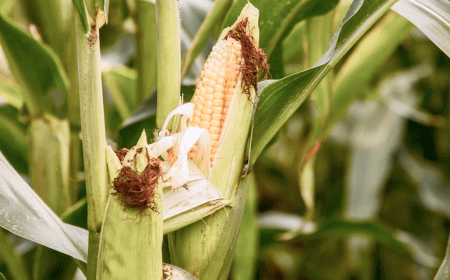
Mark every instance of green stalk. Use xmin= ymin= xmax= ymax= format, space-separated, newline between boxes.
xmin=136 ymin=0 xmax=157 ymax=104
xmin=75 ymin=14 xmax=108 ymax=279
xmin=156 ymin=0 xmax=181 ymax=128
xmin=180 ymin=0 xmax=233 ymax=79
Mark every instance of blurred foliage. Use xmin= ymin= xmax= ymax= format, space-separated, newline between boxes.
xmin=251 ymin=21 xmax=450 ymax=280
xmin=0 ymin=0 xmax=450 ymax=279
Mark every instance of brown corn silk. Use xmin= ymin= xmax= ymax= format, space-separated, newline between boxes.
xmin=111 ymin=149 xmax=162 ymax=214
xmin=189 ymin=17 xmax=269 ymax=165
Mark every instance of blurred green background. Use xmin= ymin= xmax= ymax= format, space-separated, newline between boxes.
xmin=0 ymin=0 xmax=449 ymax=279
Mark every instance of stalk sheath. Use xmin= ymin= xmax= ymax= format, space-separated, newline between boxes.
xmin=156 ymin=0 xmax=181 ymax=128
xmin=75 ymin=14 xmax=108 ymax=278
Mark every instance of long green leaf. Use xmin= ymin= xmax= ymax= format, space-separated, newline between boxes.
xmin=20 ymin=0 xmax=74 ymax=59
xmin=251 ymin=0 xmax=399 ymax=163
xmin=0 ymin=13 xmax=69 ymax=116
xmin=32 ymin=246 xmax=77 ymax=280
xmin=72 ymin=0 xmax=89 ymax=33
xmin=33 ymin=198 xmax=89 ymax=277
xmin=308 ymin=218 xmax=413 ymax=257
xmin=436 ymin=235 xmax=450 ymax=279
xmin=102 ymin=67 xmax=138 ymax=120
xmin=325 ymin=12 xmax=414 ymax=134
xmin=222 ymin=0 xmax=340 ymax=60
xmin=392 ymin=0 xmax=450 ymax=58
xmin=0 ymin=77 xmax=21 ymax=109
xmin=0 ymin=152 xmax=88 ymax=262
xmin=0 ymin=107 xmax=28 ymax=174
xmin=304 ymin=8 xmax=335 ymax=116
xmin=0 ymin=229 xmax=30 ymax=280
xmin=181 ymin=0 xmax=233 ymax=78
xmin=0 ymin=150 xmax=232 ymax=264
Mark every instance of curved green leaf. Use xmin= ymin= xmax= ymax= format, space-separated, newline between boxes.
xmin=72 ymin=0 xmax=89 ymax=34
xmin=0 ymin=152 xmax=88 ymax=262
xmin=102 ymin=67 xmax=137 ymax=120
xmin=0 ymin=77 xmax=21 ymax=109
xmin=309 ymin=218 xmax=413 ymax=257
xmin=436 ymin=235 xmax=450 ymax=279
xmin=251 ymin=0 xmax=398 ymax=163
xmin=0 ymin=107 xmax=28 ymax=174
xmin=325 ymin=12 xmax=414 ymax=135
xmin=0 ymin=13 xmax=69 ymax=116
xmin=392 ymin=0 xmax=450 ymax=58
xmin=222 ymin=0 xmax=340 ymax=60
xmin=181 ymin=0 xmax=233 ymax=78
xmin=0 ymin=229 xmax=30 ymax=280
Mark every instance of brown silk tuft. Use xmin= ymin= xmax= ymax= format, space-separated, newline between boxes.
xmin=225 ymin=17 xmax=270 ymax=99
xmin=115 ymin=148 xmax=129 ymax=163
xmin=112 ymin=157 xmax=162 ymax=214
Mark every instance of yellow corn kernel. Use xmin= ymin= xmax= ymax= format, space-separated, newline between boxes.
xmin=189 ymin=37 xmax=242 ymax=164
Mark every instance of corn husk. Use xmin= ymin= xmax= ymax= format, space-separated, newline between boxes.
xmin=167 ymin=4 xmax=260 ymax=279
xmin=97 ymin=132 xmax=163 ymax=279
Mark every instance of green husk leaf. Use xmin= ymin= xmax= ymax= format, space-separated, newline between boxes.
xmin=97 ymin=132 xmax=163 ymax=279
xmin=168 ymin=4 xmax=260 ymax=279
xmin=163 ymin=199 xmax=231 ymax=235
xmin=232 ymin=175 xmax=258 ymax=280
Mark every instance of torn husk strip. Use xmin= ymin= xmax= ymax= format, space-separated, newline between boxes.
xmin=163 ymin=199 xmax=230 ymax=235
xmin=97 ymin=132 xmax=163 ymax=279
xmin=105 ymin=131 xmax=228 ymax=234
xmin=169 ymin=4 xmax=262 ymax=279
xmin=163 ymin=263 xmax=199 ymax=280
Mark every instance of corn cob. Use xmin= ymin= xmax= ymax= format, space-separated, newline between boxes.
xmin=189 ymin=37 xmax=242 ymax=164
